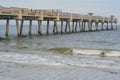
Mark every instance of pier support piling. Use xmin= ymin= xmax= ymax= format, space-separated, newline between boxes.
xmin=61 ymin=21 xmax=63 ymax=33
xmin=53 ymin=20 xmax=58 ymax=33
xmin=16 ymin=20 xmax=20 ymax=36
xmin=68 ymin=21 xmax=71 ymax=32
xmin=20 ymin=20 xmax=24 ymax=36
xmin=65 ymin=21 xmax=68 ymax=32
xmin=55 ymin=20 xmax=58 ymax=33
xmin=79 ymin=21 xmax=81 ymax=32
xmin=5 ymin=19 xmax=9 ymax=36
xmin=72 ymin=21 xmax=75 ymax=32
xmin=38 ymin=20 xmax=42 ymax=34
xmin=46 ymin=20 xmax=49 ymax=34
xmin=106 ymin=22 xmax=109 ymax=30
xmin=54 ymin=20 xmax=58 ymax=33
xmin=115 ymin=23 xmax=117 ymax=30
xmin=75 ymin=21 xmax=78 ymax=32
xmin=29 ymin=20 xmax=32 ymax=35
xmin=88 ymin=21 xmax=92 ymax=31
xmin=80 ymin=21 xmax=84 ymax=32
xmin=53 ymin=21 xmax=55 ymax=33
xmin=90 ymin=22 xmax=92 ymax=31
xmin=95 ymin=22 xmax=98 ymax=31
xmin=83 ymin=22 xmax=86 ymax=31
xmin=111 ymin=22 xmax=113 ymax=30
xmin=101 ymin=22 xmax=104 ymax=30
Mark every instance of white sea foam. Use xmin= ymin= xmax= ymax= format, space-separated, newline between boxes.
xmin=0 ymin=51 xmax=120 ymax=70
xmin=105 ymin=51 xmax=120 ymax=57
xmin=72 ymin=48 xmax=120 ymax=57
xmin=0 ymin=52 xmax=64 ymax=66
xmin=72 ymin=49 xmax=101 ymax=55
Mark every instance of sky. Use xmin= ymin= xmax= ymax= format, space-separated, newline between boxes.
xmin=0 ymin=0 xmax=120 ymax=24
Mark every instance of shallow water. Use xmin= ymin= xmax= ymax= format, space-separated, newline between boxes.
xmin=0 ymin=24 xmax=120 ymax=80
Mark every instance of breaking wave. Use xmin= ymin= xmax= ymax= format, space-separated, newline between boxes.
xmin=72 ymin=48 xmax=120 ymax=57
xmin=0 ymin=51 xmax=120 ymax=70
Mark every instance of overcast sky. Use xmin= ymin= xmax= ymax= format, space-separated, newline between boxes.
xmin=0 ymin=0 xmax=120 ymax=24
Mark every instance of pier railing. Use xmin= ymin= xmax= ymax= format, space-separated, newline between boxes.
xmin=0 ymin=6 xmax=118 ymax=23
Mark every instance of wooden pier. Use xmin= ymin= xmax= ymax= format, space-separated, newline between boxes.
xmin=0 ymin=6 xmax=117 ymax=37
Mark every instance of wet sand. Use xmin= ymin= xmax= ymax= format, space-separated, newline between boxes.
xmin=0 ymin=60 xmax=120 ymax=80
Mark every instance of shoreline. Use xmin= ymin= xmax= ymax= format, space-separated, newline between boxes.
xmin=0 ymin=60 xmax=120 ymax=80
xmin=0 ymin=51 xmax=120 ymax=69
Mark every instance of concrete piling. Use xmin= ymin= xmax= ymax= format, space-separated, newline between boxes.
xmin=5 ymin=19 xmax=9 ymax=36
xmin=80 ymin=21 xmax=84 ymax=32
xmin=53 ymin=20 xmax=58 ymax=33
xmin=101 ymin=22 xmax=104 ymax=30
xmin=61 ymin=21 xmax=63 ymax=33
xmin=79 ymin=21 xmax=81 ymax=32
xmin=106 ymin=22 xmax=109 ymax=30
xmin=20 ymin=20 xmax=24 ymax=36
xmin=115 ymin=23 xmax=117 ymax=30
xmin=96 ymin=22 xmax=98 ymax=31
xmin=68 ymin=21 xmax=71 ymax=32
xmin=29 ymin=20 xmax=32 ymax=35
xmin=83 ymin=22 xmax=86 ymax=31
xmin=46 ymin=20 xmax=49 ymax=34
xmin=65 ymin=21 xmax=68 ymax=32
xmin=111 ymin=22 xmax=113 ymax=30
xmin=16 ymin=20 xmax=20 ymax=36
xmin=38 ymin=20 xmax=42 ymax=34
xmin=88 ymin=21 xmax=92 ymax=31
xmin=72 ymin=21 xmax=75 ymax=32
xmin=75 ymin=21 xmax=78 ymax=32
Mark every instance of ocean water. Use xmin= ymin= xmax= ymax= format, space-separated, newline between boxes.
xmin=0 ymin=23 xmax=120 ymax=80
